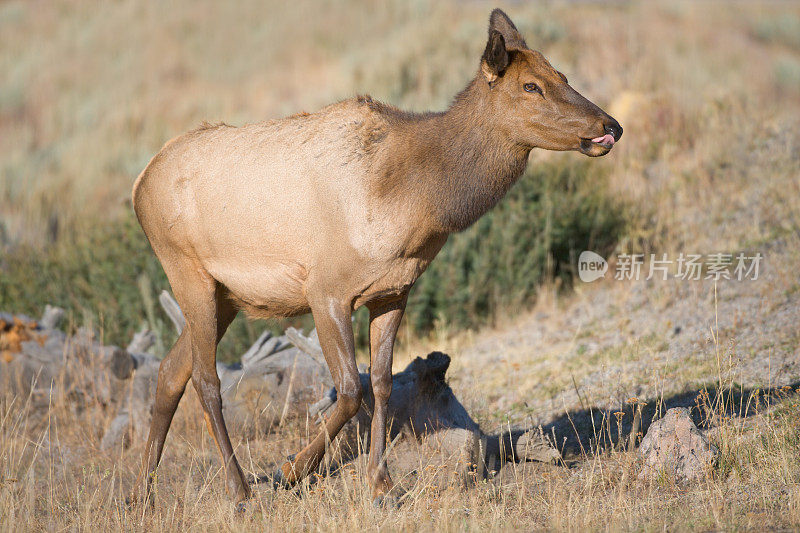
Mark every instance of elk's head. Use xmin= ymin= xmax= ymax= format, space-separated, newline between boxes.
xmin=480 ymin=9 xmax=622 ymax=157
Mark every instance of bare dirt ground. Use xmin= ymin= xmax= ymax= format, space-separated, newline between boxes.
xmin=453 ymin=246 xmax=800 ymax=438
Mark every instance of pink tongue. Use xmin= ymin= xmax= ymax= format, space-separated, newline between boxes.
xmin=591 ymin=134 xmax=615 ymax=146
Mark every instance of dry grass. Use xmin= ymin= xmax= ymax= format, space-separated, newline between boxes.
xmin=2 ymin=359 xmax=800 ymax=531
xmin=2 ymin=0 xmax=800 ymax=530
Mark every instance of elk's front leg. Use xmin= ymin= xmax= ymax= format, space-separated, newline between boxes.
xmin=279 ymin=297 xmax=362 ymax=485
xmin=366 ymin=296 xmax=406 ymax=506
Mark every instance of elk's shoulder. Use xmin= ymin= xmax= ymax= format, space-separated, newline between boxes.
xmin=328 ymin=95 xmax=399 ymax=160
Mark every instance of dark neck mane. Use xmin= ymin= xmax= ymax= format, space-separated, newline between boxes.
xmin=393 ymin=78 xmax=531 ymax=233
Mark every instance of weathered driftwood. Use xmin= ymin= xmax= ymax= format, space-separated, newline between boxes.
xmin=158 ymin=290 xmax=185 ymax=334
xmin=0 ymin=305 xmax=161 ymax=449
xmin=221 ymin=337 xmax=333 ymax=435
xmin=284 ymin=327 xmax=323 ymax=363
xmin=99 ymin=293 xmax=334 ymax=449
xmin=101 ymin=360 xmax=159 ymax=450
xmin=322 ymin=351 xmax=488 ymax=486
xmin=127 ymin=327 xmax=157 ymax=354
xmin=1 ymin=297 xmax=560 ymax=476
xmin=40 ymin=305 xmax=65 ymax=330
xmin=0 ymin=311 xmax=122 ymax=408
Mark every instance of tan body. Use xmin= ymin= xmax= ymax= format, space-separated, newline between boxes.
xmin=132 ymin=9 xmax=621 ymax=508
xmin=136 ymin=99 xmax=454 ymax=320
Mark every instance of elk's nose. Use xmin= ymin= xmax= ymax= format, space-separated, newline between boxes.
xmin=604 ymin=121 xmax=623 ymax=142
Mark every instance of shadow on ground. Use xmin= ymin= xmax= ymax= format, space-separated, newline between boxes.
xmin=508 ymin=381 xmax=800 ymax=458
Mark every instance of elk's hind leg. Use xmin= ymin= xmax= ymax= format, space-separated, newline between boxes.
xmin=186 ymin=282 xmax=249 ymax=502
xmin=133 ymin=254 xmax=243 ymax=506
xmin=134 ymin=329 xmax=192 ymax=507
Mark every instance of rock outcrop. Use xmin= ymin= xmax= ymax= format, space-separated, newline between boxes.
xmin=639 ymin=407 xmax=718 ymax=481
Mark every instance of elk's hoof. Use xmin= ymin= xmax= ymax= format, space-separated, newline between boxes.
xmin=234 ymin=499 xmax=253 ymax=515
xmin=271 ymin=468 xmax=293 ymax=490
xmin=124 ymin=490 xmax=154 ymax=512
xmin=372 ymin=493 xmax=399 ymax=509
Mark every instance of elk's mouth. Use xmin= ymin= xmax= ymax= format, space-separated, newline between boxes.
xmin=591 ymin=134 xmax=615 ymax=148
xmin=579 ymin=135 xmax=615 ymax=157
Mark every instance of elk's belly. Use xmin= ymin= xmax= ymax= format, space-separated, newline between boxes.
xmin=207 ymin=254 xmax=432 ymax=316
xmin=205 ymin=258 xmax=311 ymax=318
xmin=198 ymin=221 xmax=446 ymax=316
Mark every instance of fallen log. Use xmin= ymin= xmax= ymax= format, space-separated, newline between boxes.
xmin=348 ymin=351 xmax=488 ymax=487
xmin=309 ymin=351 xmax=560 ymax=485
xmin=100 ymin=293 xmax=334 ymax=449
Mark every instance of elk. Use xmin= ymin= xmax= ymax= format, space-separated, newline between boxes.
xmin=130 ymin=8 xmax=621 ymax=508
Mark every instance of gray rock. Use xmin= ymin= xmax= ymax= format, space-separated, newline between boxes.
xmin=638 ymin=407 xmax=718 ymax=481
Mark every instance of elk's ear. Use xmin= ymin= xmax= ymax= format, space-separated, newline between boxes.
xmin=481 ymin=29 xmax=509 ymax=84
xmin=489 ymin=8 xmax=527 ymax=50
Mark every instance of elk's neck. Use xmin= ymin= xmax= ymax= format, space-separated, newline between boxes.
xmin=401 ymin=80 xmax=530 ymax=233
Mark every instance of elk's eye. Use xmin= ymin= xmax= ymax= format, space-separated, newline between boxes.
xmin=523 ymin=83 xmax=542 ymax=95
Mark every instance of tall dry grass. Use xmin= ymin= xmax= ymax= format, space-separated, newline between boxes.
xmin=2 ymin=333 xmax=800 ymax=531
